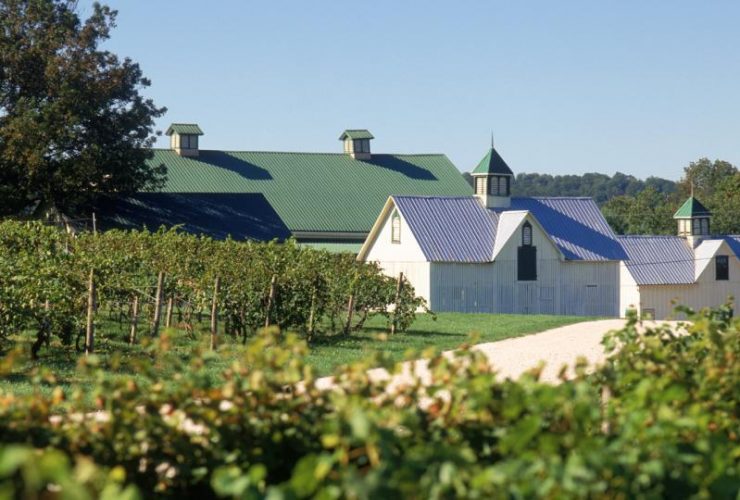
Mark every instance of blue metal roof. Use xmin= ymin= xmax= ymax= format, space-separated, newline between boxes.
xmin=618 ymin=236 xmax=695 ymax=285
xmin=392 ymin=195 xmax=624 ymax=263
xmin=504 ymin=198 xmax=627 ymax=261
xmin=393 ymin=196 xmax=496 ymax=262
xmin=722 ymin=236 xmax=740 ymax=258
xmin=95 ymin=193 xmax=292 ymax=241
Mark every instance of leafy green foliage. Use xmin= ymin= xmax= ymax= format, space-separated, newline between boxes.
xmin=462 ymin=171 xmax=677 ymax=206
xmin=0 ymin=307 xmax=737 ymax=498
xmin=0 ymin=0 xmax=166 ymax=215
xmin=601 ymin=158 xmax=739 ymax=235
xmin=0 ymin=221 xmax=425 ymax=351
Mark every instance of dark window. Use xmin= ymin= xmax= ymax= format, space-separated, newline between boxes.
xmin=488 ymin=176 xmax=510 ymax=196
xmin=716 ymin=255 xmax=729 ymax=281
xmin=518 ymin=246 xmax=537 ymax=281
xmin=522 ymin=222 xmax=533 ymax=246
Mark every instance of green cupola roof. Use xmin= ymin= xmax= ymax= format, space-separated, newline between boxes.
xmin=338 ymin=129 xmax=374 ymax=140
xmin=673 ymin=196 xmax=712 ymax=219
xmin=471 ymin=147 xmax=514 ymax=176
xmin=166 ymin=123 xmax=204 ymax=136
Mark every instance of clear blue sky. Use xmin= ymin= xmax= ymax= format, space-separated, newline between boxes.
xmin=80 ymin=1 xmax=739 ymax=180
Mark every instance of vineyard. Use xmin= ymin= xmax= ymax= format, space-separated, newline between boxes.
xmin=0 ymin=221 xmax=425 ymax=358
xmin=0 ymin=221 xmax=738 ymax=498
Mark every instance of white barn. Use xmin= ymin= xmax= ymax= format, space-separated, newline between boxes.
xmin=618 ymin=198 xmax=740 ymax=319
xmin=358 ymin=147 xmax=740 ymax=319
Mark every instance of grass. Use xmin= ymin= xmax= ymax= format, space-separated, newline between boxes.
xmin=0 ymin=312 xmax=589 ymax=403
xmin=305 ymin=313 xmax=589 ymax=375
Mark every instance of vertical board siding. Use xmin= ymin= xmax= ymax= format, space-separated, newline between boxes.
xmin=429 ymin=260 xmax=619 ymax=317
xmin=427 ymin=215 xmax=621 ymax=317
xmin=378 ymin=261 xmax=431 ymax=306
xmin=430 ymin=263 xmax=496 ymax=313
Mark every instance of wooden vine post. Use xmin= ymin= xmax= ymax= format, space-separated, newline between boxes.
xmin=264 ymin=275 xmax=277 ymax=328
xmin=390 ymin=272 xmax=404 ymax=335
xmin=307 ymin=283 xmax=317 ymax=341
xmin=85 ymin=269 xmax=95 ymax=355
xmin=151 ymin=271 xmax=165 ymax=336
xmin=165 ymin=297 xmax=174 ymax=328
xmin=343 ymin=293 xmax=355 ymax=336
xmin=210 ymin=277 xmax=220 ymax=350
xmin=129 ymin=295 xmax=139 ymax=345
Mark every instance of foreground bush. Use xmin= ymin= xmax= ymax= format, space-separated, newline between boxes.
xmin=0 ymin=307 xmax=738 ymax=498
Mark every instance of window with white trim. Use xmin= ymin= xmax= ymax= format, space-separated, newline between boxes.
xmin=391 ymin=210 xmax=401 ymax=243
xmin=522 ymin=221 xmax=533 ymax=246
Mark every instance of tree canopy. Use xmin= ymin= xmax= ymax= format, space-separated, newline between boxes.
xmin=597 ymin=159 xmax=739 ymax=235
xmin=465 ymin=159 xmax=739 ymax=236
xmin=0 ymin=0 xmax=166 ymax=216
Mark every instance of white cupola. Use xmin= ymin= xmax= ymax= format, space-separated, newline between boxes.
xmin=470 ymin=144 xmax=515 ymax=209
xmin=166 ymin=123 xmax=204 ymax=157
xmin=674 ymin=195 xmax=712 ymax=248
xmin=339 ymin=129 xmax=374 ymax=160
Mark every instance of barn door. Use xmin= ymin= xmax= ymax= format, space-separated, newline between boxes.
xmin=517 ymin=283 xmax=537 ymax=314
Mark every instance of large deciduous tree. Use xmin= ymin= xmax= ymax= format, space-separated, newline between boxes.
xmin=0 ymin=0 xmax=166 ymax=216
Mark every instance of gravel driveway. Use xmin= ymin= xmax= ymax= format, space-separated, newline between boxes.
xmin=316 ymin=319 xmax=686 ymax=390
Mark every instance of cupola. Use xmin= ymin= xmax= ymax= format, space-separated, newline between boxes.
xmin=166 ymin=123 xmax=204 ymax=157
xmin=673 ymin=196 xmax=712 ymax=247
xmin=339 ymin=129 xmax=373 ymax=160
xmin=471 ymin=144 xmax=514 ymax=208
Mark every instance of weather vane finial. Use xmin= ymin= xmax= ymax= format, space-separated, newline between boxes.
xmin=690 ymin=180 xmax=694 ymax=197
xmin=491 ymin=131 xmax=494 ymax=148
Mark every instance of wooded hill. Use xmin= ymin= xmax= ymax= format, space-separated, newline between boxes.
xmin=463 ymin=171 xmax=677 ymax=206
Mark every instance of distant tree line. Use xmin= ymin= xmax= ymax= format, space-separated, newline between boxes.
xmin=464 ymin=158 xmax=740 ymax=236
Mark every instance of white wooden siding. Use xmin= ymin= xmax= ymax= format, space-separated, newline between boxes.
xmin=636 ymin=241 xmax=740 ymax=319
xmin=364 ymin=206 xmax=426 ymax=264
xmin=364 ymin=204 xmax=431 ymax=305
xmin=428 ymin=214 xmax=620 ymax=317
xmin=619 ymin=262 xmax=641 ymax=317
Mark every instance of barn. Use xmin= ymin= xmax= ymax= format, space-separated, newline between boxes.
xmin=618 ymin=198 xmax=740 ymax=318
xmin=95 ymin=124 xmax=472 ymax=252
xmin=357 ymin=146 xmax=627 ymax=317
xmin=358 ymin=147 xmax=740 ymax=319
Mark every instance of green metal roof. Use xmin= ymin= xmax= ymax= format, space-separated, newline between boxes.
xmin=146 ymin=149 xmax=472 ymax=235
xmin=471 ymin=147 xmax=514 ymax=176
xmin=338 ymin=129 xmax=374 ymax=140
xmin=166 ymin=124 xmax=204 ymax=136
xmin=300 ymin=241 xmax=363 ymax=253
xmin=673 ymin=196 xmax=712 ymax=218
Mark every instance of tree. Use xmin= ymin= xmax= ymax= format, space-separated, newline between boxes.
xmin=601 ymin=187 xmax=676 ymax=235
xmin=679 ymin=158 xmax=737 ymax=198
xmin=0 ymin=0 xmax=166 ymax=216
xmin=708 ymin=172 xmax=740 ymax=235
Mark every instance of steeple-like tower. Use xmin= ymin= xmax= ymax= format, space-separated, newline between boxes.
xmin=674 ymin=196 xmax=712 ymax=247
xmin=471 ymin=144 xmax=514 ymax=208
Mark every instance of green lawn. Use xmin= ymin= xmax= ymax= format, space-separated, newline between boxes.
xmin=306 ymin=313 xmax=589 ymax=375
xmin=0 ymin=313 xmax=589 ymax=402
